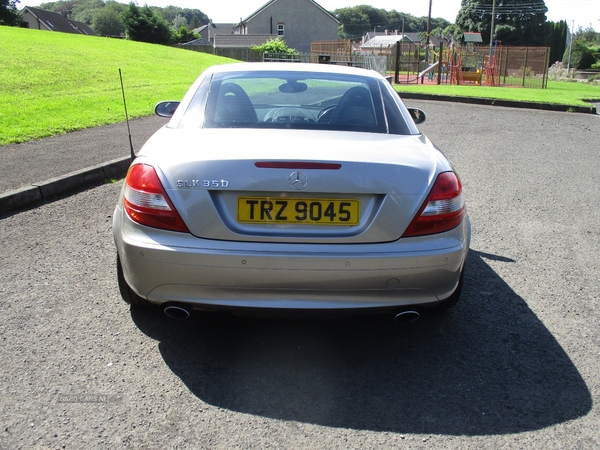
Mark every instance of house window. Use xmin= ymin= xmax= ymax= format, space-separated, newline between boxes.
xmin=277 ymin=23 xmax=284 ymax=36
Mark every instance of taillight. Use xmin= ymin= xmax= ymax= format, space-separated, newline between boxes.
xmin=123 ymin=164 xmax=189 ymax=233
xmin=402 ymin=171 xmax=465 ymax=237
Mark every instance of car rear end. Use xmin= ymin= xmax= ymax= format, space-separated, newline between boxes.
xmin=113 ymin=63 xmax=470 ymax=316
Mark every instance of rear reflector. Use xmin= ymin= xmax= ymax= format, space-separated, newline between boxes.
xmin=402 ymin=172 xmax=465 ymax=237
xmin=255 ymin=162 xmax=341 ymax=170
xmin=123 ymin=164 xmax=189 ymax=233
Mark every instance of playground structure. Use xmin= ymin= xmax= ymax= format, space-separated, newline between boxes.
xmin=448 ymin=52 xmax=485 ymax=85
xmin=391 ymin=42 xmax=550 ymax=89
xmin=182 ymin=38 xmax=549 ymax=89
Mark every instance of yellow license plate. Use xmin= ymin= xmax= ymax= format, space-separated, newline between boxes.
xmin=238 ymin=197 xmax=360 ymax=225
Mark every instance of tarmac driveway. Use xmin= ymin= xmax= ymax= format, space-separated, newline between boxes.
xmin=1 ymin=101 xmax=599 ymax=448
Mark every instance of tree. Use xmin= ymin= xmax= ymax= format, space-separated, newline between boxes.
xmin=38 ymin=0 xmax=208 ymax=30
xmin=38 ymin=0 xmax=75 ymax=18
xmin=158 ymin=5 xmax=208 ymax=29
xmin=0 ymin=0 xmax=21 ymax=25
xmin=334 ymin=6 xmax=450 ymax=39
xmin=91 ymin=7 xmax=123 ymax=36
xmin=174 ymin=25 xmax=198 ymax=44
xmin=564 ymin=26 xmax=600 ymax=70
xmin=573 ymin=25 xmax=600 ymax=45
xmin=172 ymin=13 xmax=187 ymax=31
xmin=189 ymin=15 xmax=201 ymax=29
xmin=547 ymin=20 xmax=568 ymax=65
xmin=122 ymin=2 xmax=173 ymax=45
xmin=334 ymin=7 xmax=370 ymax=37
xmin=456 ymin=0 xmax=549 ymax=46
xmin=70 ymin=0 xmax=103 ymax=24
xmin=355 ymin=5 xmax=388 ymax=31
xmin=564 ymin=39 xmax=596 ymax=70
xmin=443 ymin=23 xmax=464 ymax=41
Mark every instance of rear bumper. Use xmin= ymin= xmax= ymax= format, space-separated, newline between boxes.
xmin=114 ymin=209 xmax=470 ymax=310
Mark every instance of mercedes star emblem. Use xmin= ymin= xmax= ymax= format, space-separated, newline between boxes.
xmin=288 ymin=171 xmax=308 ymax=190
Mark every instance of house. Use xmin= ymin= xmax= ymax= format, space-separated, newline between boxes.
xmin=363 ymin=30 xmax=421 ymax=45
xmin=213 ymin=34 xmax=276 ymax=48
xmin=360 ymin=31 xmax=420 ymax=54
xmin=429 ymin=35 xmax=455 ymax=48
xmin=193 ymin=22 xmax=237 ymax=44
xmin=233 ymin=0 xmax=340 ymax=53
xmin=183 ymin=22 xmax=274 ymax=49
xmin=20 ymin=7 xmax=96 ymax=36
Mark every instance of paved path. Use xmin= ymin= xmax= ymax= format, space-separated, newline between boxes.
xmin=0 ymin=116 xmax=167 ymax=195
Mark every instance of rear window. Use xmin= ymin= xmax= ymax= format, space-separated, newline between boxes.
xmin=177 ymin=71 xmax=412 ymax=134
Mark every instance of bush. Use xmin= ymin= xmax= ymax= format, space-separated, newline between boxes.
xmin=252 ymin=36 xmax=296 ymax=55
xmin=564 ymin=41 xmax=596 ymax=70
xmin=175 ymin=26 xmax=199 ymax=44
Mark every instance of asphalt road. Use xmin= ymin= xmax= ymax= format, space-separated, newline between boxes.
xmin=1 ymin=101 xmax=599 ymax=448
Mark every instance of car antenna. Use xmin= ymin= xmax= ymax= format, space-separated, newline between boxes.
xmin=119 ymin=69 xmax=136 ymax=161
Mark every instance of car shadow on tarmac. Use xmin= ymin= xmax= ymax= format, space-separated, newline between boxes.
xmin=131 ymin=250 xmax=592 ymax=435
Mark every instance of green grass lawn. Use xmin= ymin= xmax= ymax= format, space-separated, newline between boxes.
xmin=1 ymin=25 xmax=599 ymax=146
xmin=394 ymin=79 xmax=600 ymax=107
xmin=0 ymin=26 xmax=236 ymax=145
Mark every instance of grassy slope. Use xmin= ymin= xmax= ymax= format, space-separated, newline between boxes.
xmin=0 ymin=26 xmax=236 ymax=145
xmin=394 ymin=79 xmax=600 ymax=107
xmin=2 ymin=26 xmax=599 ymax=145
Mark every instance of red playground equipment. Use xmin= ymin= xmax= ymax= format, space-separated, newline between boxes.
xmin=484 ymin=54 xmax=500 ymax=86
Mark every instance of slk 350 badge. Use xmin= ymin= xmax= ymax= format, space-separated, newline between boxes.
xmin=176 ymin=180 xmax=229 ymax=188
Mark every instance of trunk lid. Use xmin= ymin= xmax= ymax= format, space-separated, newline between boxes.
xmin=138 ymin=128 xmax=446 ymax=243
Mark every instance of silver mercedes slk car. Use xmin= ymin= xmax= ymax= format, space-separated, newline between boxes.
xmin=113 ymin=62 xmax=471 ymax=321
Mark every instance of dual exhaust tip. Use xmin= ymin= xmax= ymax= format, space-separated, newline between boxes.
xmin=163 ymin=303 xmax=419 ymax=323
xmin=394 ymin=310 xmax=420 ymax=323
xmin=163 ymin=304 xmax=191 ymax=320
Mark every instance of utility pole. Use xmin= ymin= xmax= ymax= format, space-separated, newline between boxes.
xmin=567 ymin=20 xmax=574 ymax=71
xmin=401 ymin=15 xmax=405 ymax=40
xmin=425 ymin=0 xmax=432 ymax=47
xmin=489 ymin=0 xmax=496 ymax=59
xmin=421 ymin=0 xmax=433 ymax=84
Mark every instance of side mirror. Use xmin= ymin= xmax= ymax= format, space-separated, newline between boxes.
xmin=408 ymin=108 xmax=426 ymax=124
xmin=155 ymin=101 xmax=180 ymax=118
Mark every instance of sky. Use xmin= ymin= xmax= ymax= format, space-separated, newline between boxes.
xmin=146 ymin=0 xmax=599 ymax=32
xmin=19 ymin=0 xmax=600 ymax=32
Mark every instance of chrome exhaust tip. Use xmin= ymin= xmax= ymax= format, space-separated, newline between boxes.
xmin=394 ymin=310 xmax=420 ymax=323
xmin=163 ymin=304 xmax=191 ymax=320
